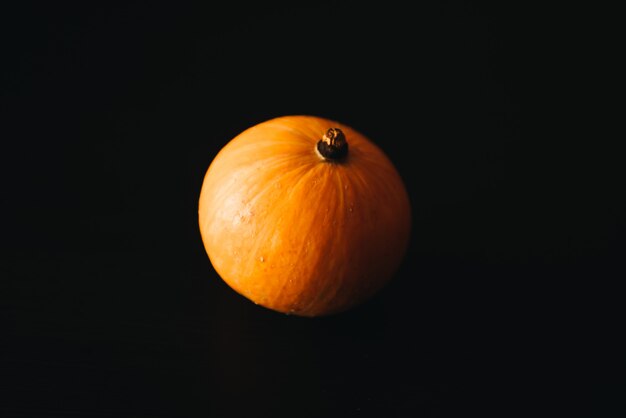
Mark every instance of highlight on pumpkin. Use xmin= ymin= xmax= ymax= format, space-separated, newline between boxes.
xmin=198 ymin=115 xmax=411 ymax=317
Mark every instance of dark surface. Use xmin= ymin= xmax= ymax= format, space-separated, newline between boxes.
xmin=1 ymin=2 xmax=623 ymax=417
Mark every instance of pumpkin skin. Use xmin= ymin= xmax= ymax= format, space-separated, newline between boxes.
xmin=198 ymin=115 xmax=411 ymax=317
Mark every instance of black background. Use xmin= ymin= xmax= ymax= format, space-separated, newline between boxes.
xmin=1 ymin=2 xmax=623 ymax=417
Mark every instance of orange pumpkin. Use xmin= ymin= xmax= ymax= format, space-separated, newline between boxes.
xmin=198 ymin=115 xmax=411 ymax=317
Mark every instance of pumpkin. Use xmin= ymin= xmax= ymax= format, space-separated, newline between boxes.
xmin=198 ymin=115 xmax=411 ymax=317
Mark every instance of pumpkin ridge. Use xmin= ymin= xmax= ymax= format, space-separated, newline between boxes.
xmin=257 ymin=168 xmax=334 ymax=313
xmin=284 ymin=167 xmax=343 ymax=313
xmin=300 ymin=170 xmax=356 ymax=315
xmin=242 ymin=164 xmax=322 ymax=299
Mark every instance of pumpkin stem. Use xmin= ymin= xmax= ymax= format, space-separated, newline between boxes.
xmin=317 ymin=128 xmax=348 ymax=161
